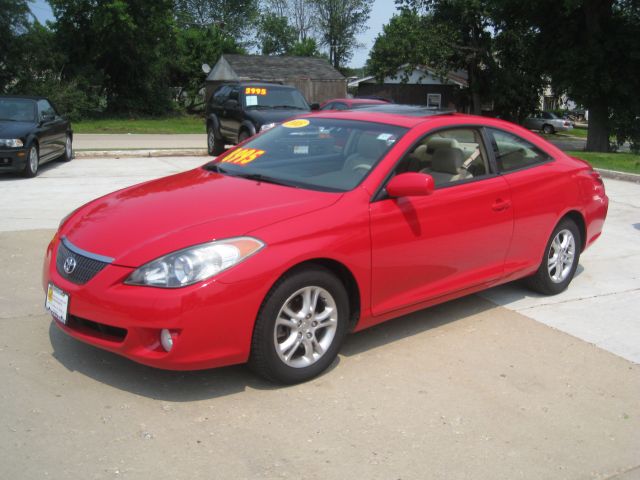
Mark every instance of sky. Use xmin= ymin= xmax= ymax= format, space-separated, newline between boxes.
xmin=29 ymin=0 xmax=397 ymax=68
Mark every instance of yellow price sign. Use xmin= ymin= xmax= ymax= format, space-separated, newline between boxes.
xmin=220 ymin=148 xmax=266 ymax=165
xmin=282 ymin=119 xmax=310 ymax=128
xmin=245 ymin=87 xmax=267 ymax=95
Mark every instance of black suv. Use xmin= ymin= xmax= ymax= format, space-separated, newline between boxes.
xmin=205 ymin=82 xmax=311 ymax=155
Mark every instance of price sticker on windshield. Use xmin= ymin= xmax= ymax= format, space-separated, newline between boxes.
xmin=220 ymin=148 xmax=266 ymax=165
xmin=282 ymin=119 xmax=310 ymax=128
xmin=245 ymin=87 xmax=267 ymax=95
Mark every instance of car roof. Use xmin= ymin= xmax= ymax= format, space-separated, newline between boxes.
xmin=303 ymin=109 xmax=465 ymax=128
xmin=324 ymin=98 xmax=387 ymax=105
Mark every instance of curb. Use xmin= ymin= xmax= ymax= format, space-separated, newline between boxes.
xmin=74 ymin=149 xmax=209 ymax=158
xmin=596 ymin=168 xmax=640 ymax=184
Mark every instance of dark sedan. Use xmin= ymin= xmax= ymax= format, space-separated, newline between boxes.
xmin=0 ymin=95 xmax=73 ymax=178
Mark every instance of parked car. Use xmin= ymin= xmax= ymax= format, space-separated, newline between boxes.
xmin=523 ymin=111 xmax=573 ymax=134
xmin=0 ymin=95 xmax=73 ymax=178
xmin=44 ymin=111 xmax=608 ymax=384
xmin=205 ymin=82 xmax=311 ymax=155
xmin=319 ymin=98 xmax=388 ymax=111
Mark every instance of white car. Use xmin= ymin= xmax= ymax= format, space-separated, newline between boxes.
xmin=523 ymin=111 xmax=573 ymax=134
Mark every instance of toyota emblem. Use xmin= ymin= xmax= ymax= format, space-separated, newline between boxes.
xmin=63 ymin=256 xmax=77 ymax=274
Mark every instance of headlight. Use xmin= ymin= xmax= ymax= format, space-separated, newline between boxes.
xmin=0 ymin=139 xmax=24 ymax=148
xmin=259 ymin=123 xmax=277 ymax=132
xmin=125 ymin=237 xmax=265 ymax=288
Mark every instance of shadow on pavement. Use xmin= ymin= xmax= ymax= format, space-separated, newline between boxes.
xmin=49 ymin=293 xmax=501 ymax=400
xmin=0 ymin=158 xmax=66 ymax=181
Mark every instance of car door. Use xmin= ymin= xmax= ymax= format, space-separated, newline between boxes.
xmin=211 ymin=85 xmax=230 ymax=139
xmin=369 ymin=126 xmax=514 ymax=316
xmin=221 ymin=86 xmax=242 ymax=141
xmin=36 ymin=99 xmax=58 ymax=160
xmin=486 ymin=127 xmax=565 ymax=276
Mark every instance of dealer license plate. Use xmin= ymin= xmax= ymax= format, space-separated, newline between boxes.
xmin=45 ymin=283 xmax=69 ymax=324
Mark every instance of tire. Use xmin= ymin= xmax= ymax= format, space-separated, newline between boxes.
xmin=249 ymin=266 xmax=350 ymax=384
xmin=542 ymin=124 xmax=555 ymax=134
xmin=60 ymin=134 xmax=73 ymax=162
xmin=207 ymin=125 xmax=225 ymax=156
xmin=238 ymin=130 xmax=250 ymax=143
xmin=22 ymin=145 xmax=39 ymax=178
xmin=525 ymin=218 xmax=581 ymax=295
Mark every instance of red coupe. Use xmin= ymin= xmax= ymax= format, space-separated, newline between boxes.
xmin=43 ymin=112 xmax=608 ymax=383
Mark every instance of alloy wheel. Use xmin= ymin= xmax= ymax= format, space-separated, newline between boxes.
xmin=547 ymin=228 xmax=576 ymax=283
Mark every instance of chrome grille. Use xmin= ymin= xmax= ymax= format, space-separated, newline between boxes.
xmin=56 ymin=238 xmax=112 ymax=285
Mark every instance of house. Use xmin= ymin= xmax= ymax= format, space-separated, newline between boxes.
xmin=205 ymin=54 xmax=346 ymax=104
xmin=349 ymin=64 xmax=468 ymax=110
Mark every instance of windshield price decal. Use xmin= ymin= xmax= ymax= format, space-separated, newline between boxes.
xmin=282 ymin=119 xmax=310 ymax=128
xmin=220 ymin=148 xmax=266 ymax=165
xmin=245 ymin=87 xmax=267 ymax=95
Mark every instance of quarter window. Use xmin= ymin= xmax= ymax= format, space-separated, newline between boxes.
xmin=488 ymin=128 xmax=552 ymax=172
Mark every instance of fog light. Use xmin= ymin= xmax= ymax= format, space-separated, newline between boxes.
xmin=160 ymin=329 xmax=174 ymax=352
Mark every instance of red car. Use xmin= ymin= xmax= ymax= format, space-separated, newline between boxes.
xmin=319 ymin=97 xmax=389 ymax=111
xmin=43 ymin=112 xmax=608 ymax=384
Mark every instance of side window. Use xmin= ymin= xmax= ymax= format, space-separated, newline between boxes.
xmin=212 ymin=86 xmax=229 ymax=105
xmin=320 ymin=102 xmax=335 ymax=110
xmin=37 ymin=99 xmax=55 ymax=121
xmin=395 ymin=128 xmax=490 ymax=187
xmin=333 ymin=102 xmax=348 ymax=111
xmin=229 ymin=87 xmax=239 ymax=101
xmin=488 ymin=128 xmax=552 ymax=172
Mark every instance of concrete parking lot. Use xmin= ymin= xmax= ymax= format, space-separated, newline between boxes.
xmin=1 ymin=157 xmax=639 ymax=480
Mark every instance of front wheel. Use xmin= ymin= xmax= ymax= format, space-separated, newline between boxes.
xmin=60 ymin=134 xmax=73 ymax=162
xmin=525 ymin=218 xmax=581 ymax=295
xmin=22 ymin=145 xmax=39 ymax=178
xmin=249 ymin=267 xmax=349 ymax=384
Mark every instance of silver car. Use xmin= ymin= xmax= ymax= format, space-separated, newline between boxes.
xmin=523 ymin=111 xmax=573 ymax=134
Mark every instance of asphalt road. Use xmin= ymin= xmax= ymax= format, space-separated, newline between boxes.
xmin=1 ymin=157 xmax=639 ymax=480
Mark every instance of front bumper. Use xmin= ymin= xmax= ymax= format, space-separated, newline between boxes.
xmin=42 ymin=235 xmax=267 ymax=370
xmin=0 ymin=147 xmax=28 ymax=173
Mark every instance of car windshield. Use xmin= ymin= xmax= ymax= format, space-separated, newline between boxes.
xmin=205 ymin=118 xmax=408 ymax=192
xmin=242 ymin=87 xmax=309 ymax=110
xmin=0 ymin=98 xmax=36 ymax=122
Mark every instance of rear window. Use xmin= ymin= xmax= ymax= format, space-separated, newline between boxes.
xmin=241 ymin=87 xmax=309 ymax=111
xmin=207 ymin=118 xmax=408 ymax=192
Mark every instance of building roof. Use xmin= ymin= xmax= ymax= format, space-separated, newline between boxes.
xmin=348 ymin=64 xmax=468 ymax=88
xmin=206 ymin=55 xmax=345 ymax=83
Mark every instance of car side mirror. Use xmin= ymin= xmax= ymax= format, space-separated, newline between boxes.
xmin=310 ymin=103 xmax=320 ymax=111
xmin=386 ymin=172 xmax=435 ymax=198
xmin=224 ymin=99 xmax=239 ymax=109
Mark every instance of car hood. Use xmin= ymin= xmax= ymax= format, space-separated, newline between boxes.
xmin=0 ymin=121 xmax=35 ymax=139
xmin=247 ymin=109 xmax=309 ymax=126
xmin=62 ymin=167 xmax=341 ymax=267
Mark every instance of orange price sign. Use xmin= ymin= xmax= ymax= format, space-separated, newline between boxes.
xmin=245 ymin=87 xmax=267 ymax=95
xmin=219 ymin=148 xmax=266 ymax=165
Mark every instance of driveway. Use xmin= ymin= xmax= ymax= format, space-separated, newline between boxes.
xmin=1 ymin=157 xmax=638 ymax=480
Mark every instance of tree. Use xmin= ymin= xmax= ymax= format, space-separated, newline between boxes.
xmin=0 ymin=0 xmax=32 ymax=92
xmin=175 ymin=0 xmax=259 ymax=41
xmin=289 ymin=38 xmax=323 ymax=57
xmin=258 ymin=13 xmax=297 ymax=55
xmin=533 ymin=0 xmax=640 ymax=151
xmin=262 ymin=0 xmax=316 ymax=42
xmin=171 ymin=25 xmax=244 ymax=112
xmin=311 ymin=0 xmax=372 ymax=69
xmin=50 ymin=0 xmax=176 ymax=115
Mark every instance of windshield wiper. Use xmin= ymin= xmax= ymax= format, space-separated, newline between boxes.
xmin=271 ymin=105 xmax=306 ymax=110
xmin=231 ymin=172 xmax=299 ymax=188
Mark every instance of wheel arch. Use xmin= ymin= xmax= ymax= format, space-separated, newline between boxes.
xmin=562 ymin=210 xmax=587 ymax=252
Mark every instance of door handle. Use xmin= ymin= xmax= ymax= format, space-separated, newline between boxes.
xmin=492 ymin=198 xmax=511 ymax=212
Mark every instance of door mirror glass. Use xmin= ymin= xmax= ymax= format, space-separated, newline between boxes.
xmin=386 ymin=172 xmax=434 ymax=198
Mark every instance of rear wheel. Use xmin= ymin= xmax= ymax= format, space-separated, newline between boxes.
xmin=207 ymin=126 xmax=225 ymax=156
xmin=525 ymin=218 xmax=581 ymax=295
xmin=249 ymin=266 xmax=349 ymax=384
xmin=22 ymin=145 xmax=39 ymax=178
xmin=542 ymin=124 xmax=555 ymax=134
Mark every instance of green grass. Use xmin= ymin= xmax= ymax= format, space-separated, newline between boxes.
xmin=561 ymin=128 xmax=588 ymax=138
xmin=567 ymin=151 xmax=640 ymax=174
xmin=73 ymin=115 xmax=205 ymax=134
